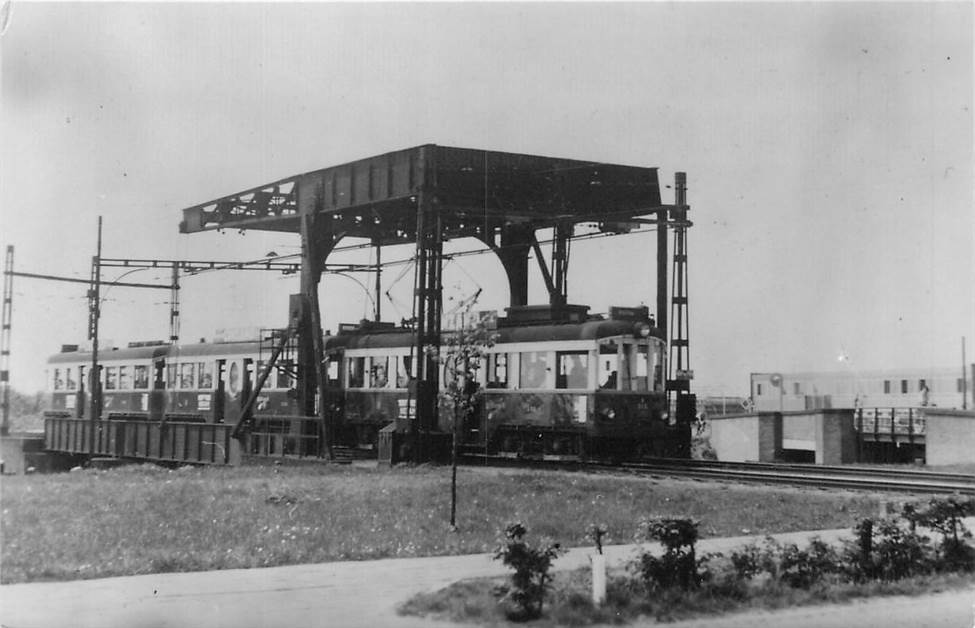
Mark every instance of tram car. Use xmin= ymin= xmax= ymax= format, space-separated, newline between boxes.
xmin=46 ymin=304 xmax=690 ymax=460
xmin=323 ymin=304 xmax=688 ymax=459
xmin=46 ymin=333 xmax=302 ymax=424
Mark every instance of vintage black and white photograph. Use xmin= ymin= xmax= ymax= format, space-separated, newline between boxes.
xmin=1 ymin=2 xmax=973 ymax=627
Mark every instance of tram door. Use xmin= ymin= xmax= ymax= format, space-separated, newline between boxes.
xmin=323 ymin=351 xmax=345 ymax=446
xmin=76 ymin=365 xmax=86 ymax=418
xmin=241 ymin=358 xmax=253 ymax=413
xmin=150 ymin=359 xmax=166 ymax=421
xmin=213 ymin=359 xmax=226 ymax=422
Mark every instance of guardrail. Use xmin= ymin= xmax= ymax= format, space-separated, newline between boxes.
xmin=855 ymin=408 xmax=925 ymax=437
xmin=44 ymin=417 xmax=234 ymax=465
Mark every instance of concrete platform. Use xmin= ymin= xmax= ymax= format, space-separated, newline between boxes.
xmin=2 ymin=525 xmax=973 ymax=628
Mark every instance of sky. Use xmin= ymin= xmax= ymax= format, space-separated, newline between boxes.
xmin=1 ymin=1 xmax=972 ymax=397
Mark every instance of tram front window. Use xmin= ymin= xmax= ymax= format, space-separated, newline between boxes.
xmin=599 ymin=341 xmax=618 ymax=389
xmin=628 ymin=345 xmax=649 ymax=392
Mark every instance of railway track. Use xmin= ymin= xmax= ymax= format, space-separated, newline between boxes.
xmin=613 ymin=459 xmax=975 ymax=495
xmin=465 ymin=455 xmax=975 ymax=495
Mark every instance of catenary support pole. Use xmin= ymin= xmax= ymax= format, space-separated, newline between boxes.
xmin=88 ymin=217 xmax=103 ymax=452
xmin=1 ymin=246 xmax=13 ymax=436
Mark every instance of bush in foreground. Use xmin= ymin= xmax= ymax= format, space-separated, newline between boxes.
xmin=493 ymin=523 xmax=565 ymax=621
xmin=404 ymin=496 xmax=975 ymax=625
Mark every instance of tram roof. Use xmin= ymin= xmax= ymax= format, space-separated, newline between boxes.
xmin=325 ymin=318 xmax=664 ymax=351
xmin=47 ymin=344 xmax=171 ymax=364
xmin=179 ymin=144 xmax=663 ymax=239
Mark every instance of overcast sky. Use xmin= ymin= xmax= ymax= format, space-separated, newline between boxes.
xmin=1 ymin=2 xmax=972 ymax=396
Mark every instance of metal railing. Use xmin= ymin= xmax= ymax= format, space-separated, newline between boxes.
xmin=44 ymin=417 xmax=233 ymax=464
xmin=855 ymin=408 xmax=926 ymax=437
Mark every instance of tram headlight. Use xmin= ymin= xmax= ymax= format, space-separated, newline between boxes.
xmin=634 ymin=322 xmax=651 ymax=338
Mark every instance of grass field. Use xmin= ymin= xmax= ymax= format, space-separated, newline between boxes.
xmin=0 ymin=462 xmax=885 ymax=584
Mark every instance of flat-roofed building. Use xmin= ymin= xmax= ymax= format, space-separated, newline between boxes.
xmin=750 ymin=365 xmax=974 ymax=412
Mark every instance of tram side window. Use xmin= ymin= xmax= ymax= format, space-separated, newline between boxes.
xmin=105 ymin=367 xmax=117 ymax=390
xmin=395 ymin=355 xmax=414 ymax=388
xmin=348 ymin=357 xmax=365 ymax=388
xmin=167 ymin=364 xmax=177 ymax=389
xmin=118 ymin=366 xmax=131 ymax=390
xmin=66 ymin=368 xmax=77 ymax=391
xmin=198 ymin=362 xmax=213 ymax=389
xmin=228 ymin=361 xmax=240 ymax=395
xmin=371 ymin=357 xmax=389 ymax=388
xmin=134 ymin=365 xmax=149 ymax=389
xmin=53 ymin=368 xmax=63 ymax=391
xmin=180 ymin=363 xmax=195 ymax=390
xmin=277 ymin=359 xmax=294 ymax=389
xmin=486 ymin=353 xmax=508 ymax=389
xmin=519 ymin=352 xmax=548 ymax=389
xmin=323 ymin=357 xmax=340 ymax=387
xmin=556 ymin=351 xmax=588 ymax=389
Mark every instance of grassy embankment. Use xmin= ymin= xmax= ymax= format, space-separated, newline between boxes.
xmin=1 ymin=463 xmax=884 ymax=584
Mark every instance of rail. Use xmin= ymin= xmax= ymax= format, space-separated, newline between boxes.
xmin=462 ymin=455 xmax=975 ymax=495
xmin=614 ymin=459 xmax=975 ymax=495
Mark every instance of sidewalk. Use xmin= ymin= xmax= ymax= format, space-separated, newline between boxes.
xmin=1 ymin=526 xmax=972 ymax=628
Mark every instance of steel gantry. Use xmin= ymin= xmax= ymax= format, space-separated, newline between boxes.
xmin=177 ymin=144 xmax=694 ymax=461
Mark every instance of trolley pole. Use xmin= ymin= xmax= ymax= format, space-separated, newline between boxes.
xmin=88 ymin=217 xmax=103 ymax=453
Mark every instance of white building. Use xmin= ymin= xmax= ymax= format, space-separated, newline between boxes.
xmin=750 ymin=365 xmax=974 ymax=412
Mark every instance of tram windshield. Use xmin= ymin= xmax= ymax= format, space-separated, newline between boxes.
xmin=598 ymin=338 xmax=665 ymax=392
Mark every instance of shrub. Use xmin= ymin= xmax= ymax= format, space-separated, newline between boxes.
xmin=728 ymin=537 xmax=780 ymax=581
xmin=493 ymin=522 xmax=565 ymax=621
xmin=633 ymin=518 xmax=702 ymax=592
xmin=778 ymin=537 xmax=841 ymax=588
xmin=845 ymin=518 xmax=932 ymax=582
xmin=907 ymin=497 xmax=975 ymax=573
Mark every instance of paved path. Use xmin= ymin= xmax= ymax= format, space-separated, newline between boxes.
xmin=2 ymin=526 xmax=973 ymax=628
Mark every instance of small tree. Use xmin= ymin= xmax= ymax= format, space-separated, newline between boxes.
xmin=634 ymin=517 xmax=702 ymax=592
xmin=429 ymin=296 xmax=496 ymax=527
xmin=494 ymin=523 xmax=564 ymax=620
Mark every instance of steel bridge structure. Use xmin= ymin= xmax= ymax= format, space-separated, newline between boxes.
xmin=177 ymin=144 xmax=694 ymax=461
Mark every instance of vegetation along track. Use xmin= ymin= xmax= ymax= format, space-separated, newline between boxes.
xmin=464 ymin=456 xmax=975 ymax=495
